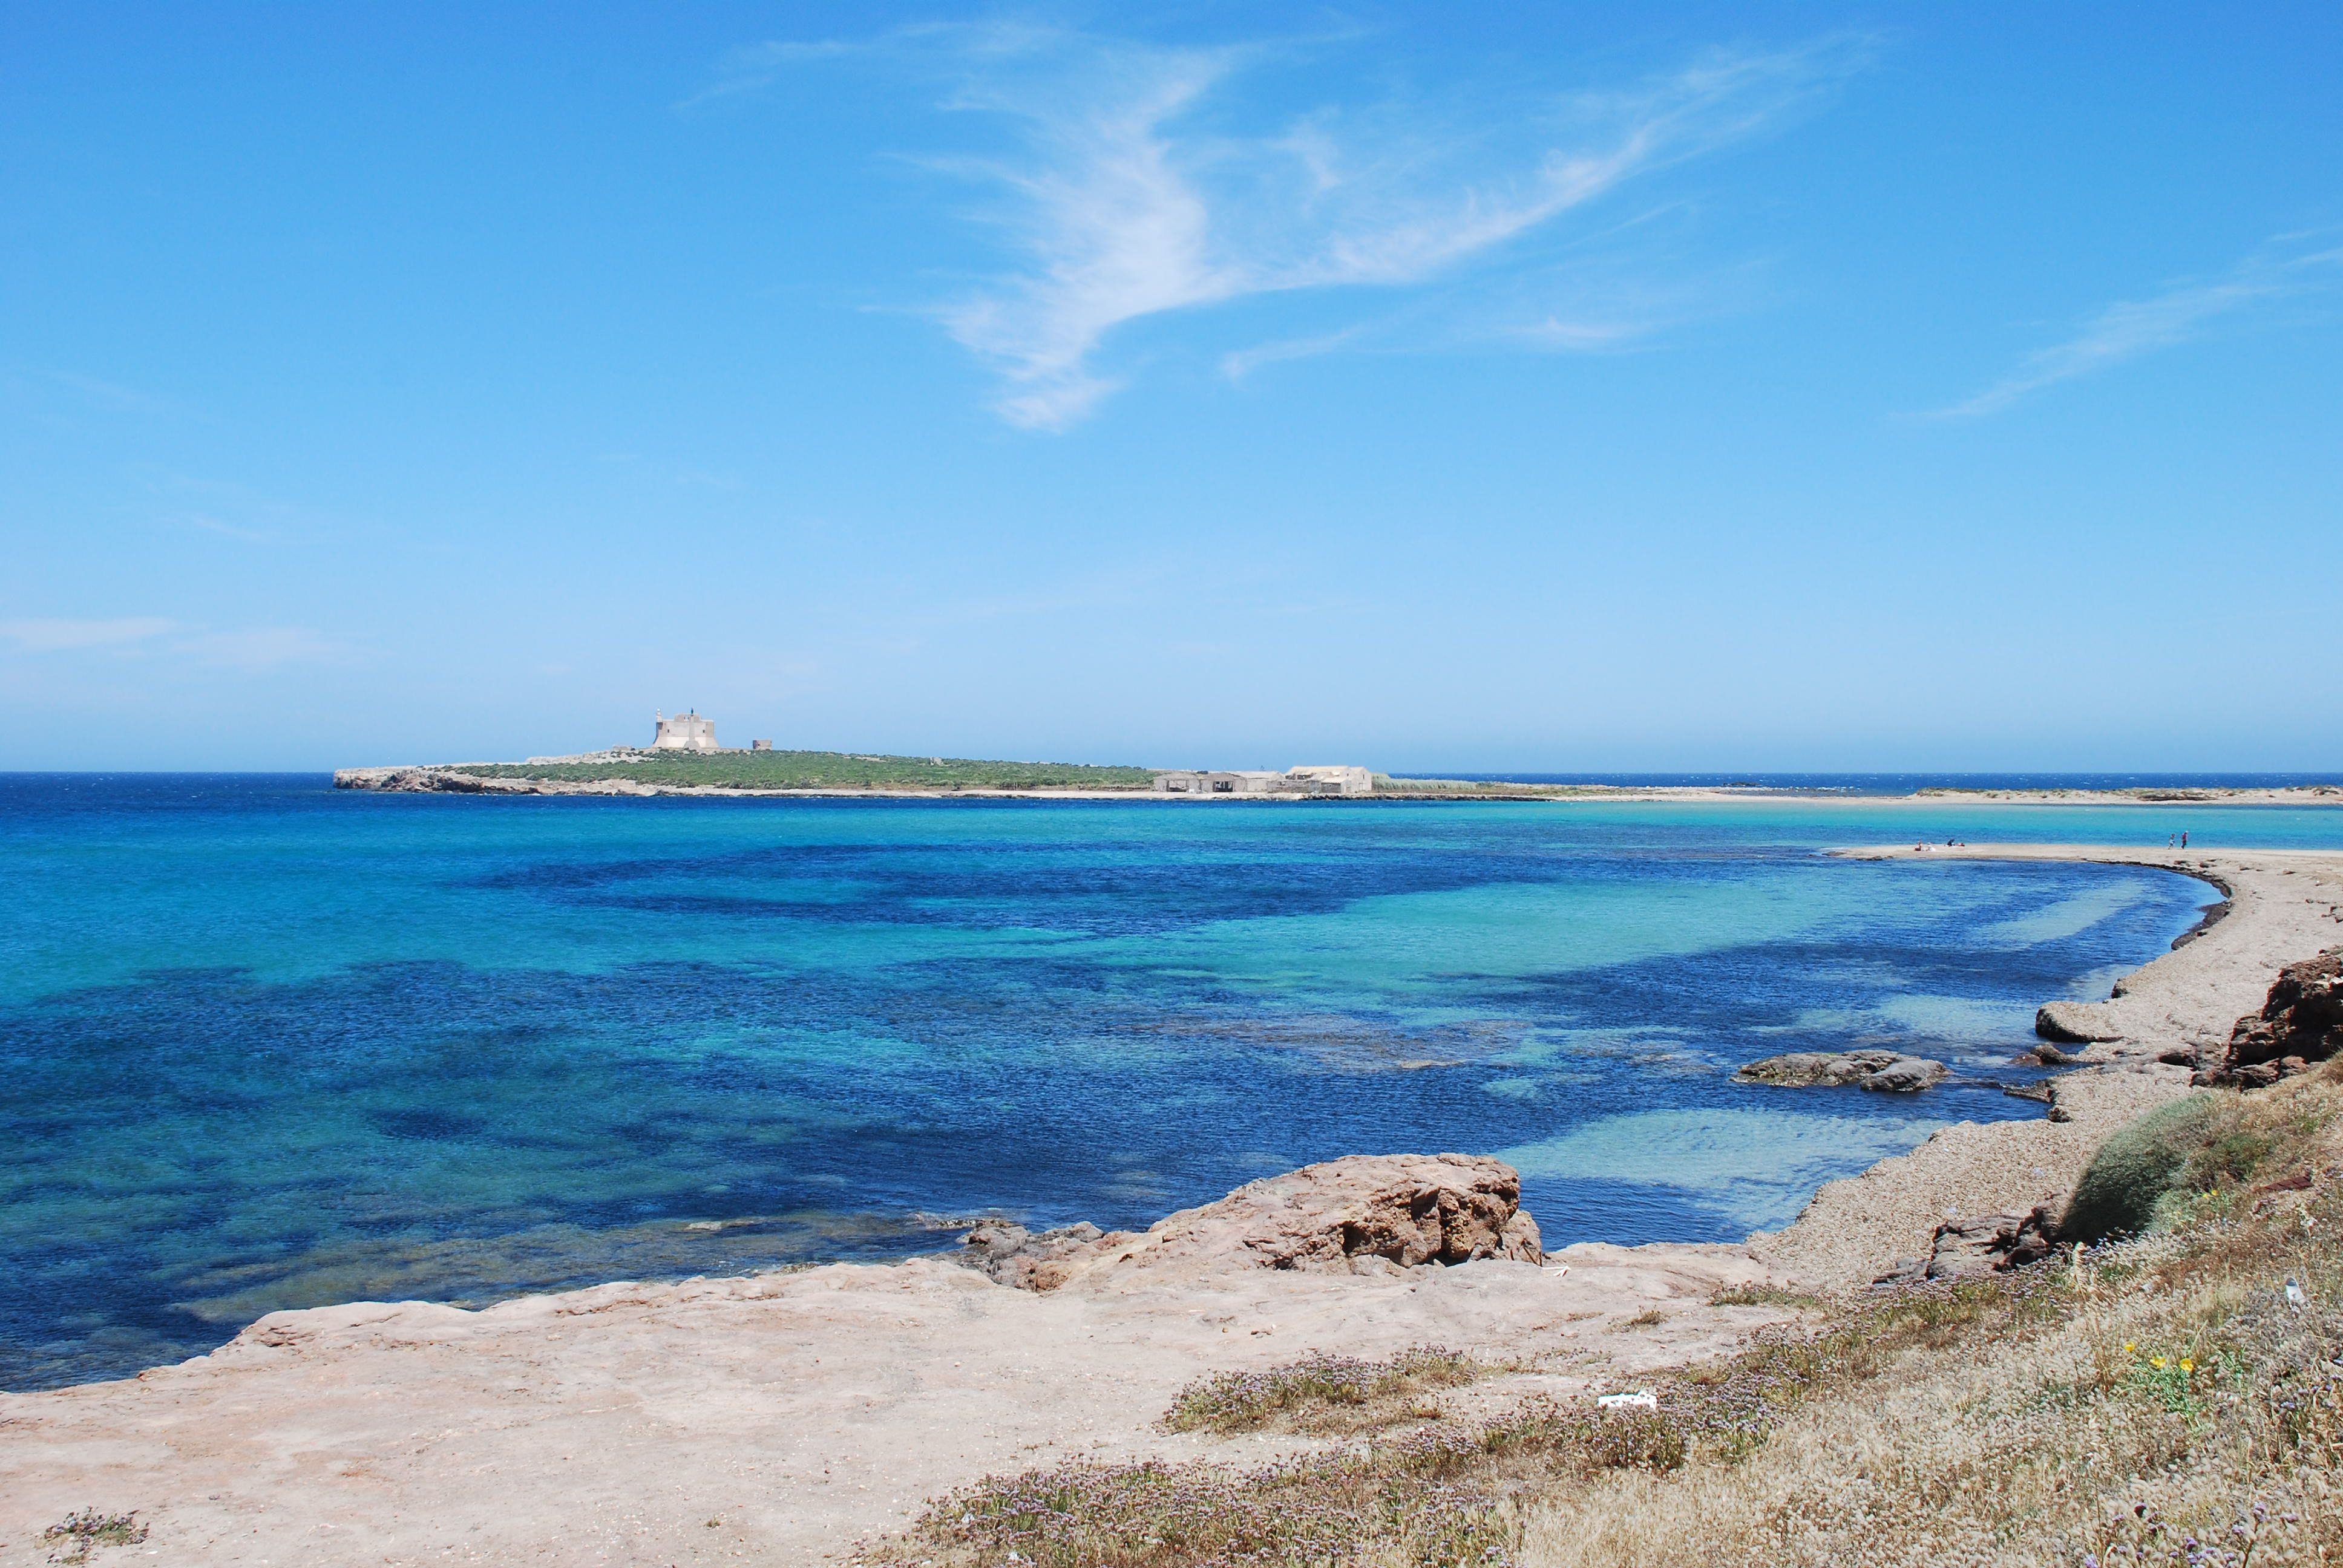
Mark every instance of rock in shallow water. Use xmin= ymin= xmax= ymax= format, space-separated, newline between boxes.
xmin=1861 ymin=1057 xmax=1951 ymax=1093
xmin=1734 ymin=1050 xmax=1902 ymax=1086
xmin=1734 ymin=1050 xmax=1947 ymax=1092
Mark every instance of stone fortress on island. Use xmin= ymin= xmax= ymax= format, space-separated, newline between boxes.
xmin=651 ymin=709 xmax=718 ymax=752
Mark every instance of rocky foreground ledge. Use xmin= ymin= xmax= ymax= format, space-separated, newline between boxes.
xmin=0 ymin=1155 xmax=1773 ymax=1566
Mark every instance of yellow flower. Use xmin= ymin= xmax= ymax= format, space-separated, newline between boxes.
xmin=2151 ymin=1356 xmax=2168 ymax=1369
xmin=2180 ymin=1359 xmax=2194 ymax=1373
xmin=2123 ymin=1342 xmax=2135 ymax=1353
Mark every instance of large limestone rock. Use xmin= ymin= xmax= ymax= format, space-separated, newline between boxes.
xmin=1735 ymin=1050 xmax=1948 ymax=1092
xmin=957 ymin=1154 xmax=1544 ymax=1292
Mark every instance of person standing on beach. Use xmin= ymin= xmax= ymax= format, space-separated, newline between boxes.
xmin=2181 ymin=831 xmax=2189 ymax=848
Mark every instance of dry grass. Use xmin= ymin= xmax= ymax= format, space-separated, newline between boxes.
xmin=1708 ymin=1283 xmax=1825 ymax=1311
xmin=865 ymin=1065 xmax=2343 ymax=1568
xmin=1524 ymin=1063 xmax=2343 ymax=1568
xmin=1162 ymin=1346 xmax=1486 ymax=1435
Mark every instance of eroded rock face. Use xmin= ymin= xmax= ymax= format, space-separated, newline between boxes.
xmin=335 ymin=767 xmax=543 ymax=795
xmin=1158 ymin=1152 xmax=1546 ymax=1273
xmin=1872 ymin=1201 xmax=2062 ymax=1285
xmin=2194 ymin=950 xmax=2342 ymax=1089
xmin=1735 ymin=1051 xmax=1947 ymax=1092
xmin=958 ymin=1153 xmax=1544 ymax=1291
xmin=2035 ymin=1001 xmax=2125 ymax=1044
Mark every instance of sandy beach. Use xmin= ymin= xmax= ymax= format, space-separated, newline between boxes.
xmin=4 ymin=841 xmax=2339 ymax=1566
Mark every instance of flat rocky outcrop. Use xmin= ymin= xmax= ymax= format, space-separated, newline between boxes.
xmin=960 ymin=1152 xmax=1545 ymax=1290
xmin=1735 ymin=1050 xmax=1948 ymax=1092
xmin=2034 ymin=1001 xmax=2126 ymax=1044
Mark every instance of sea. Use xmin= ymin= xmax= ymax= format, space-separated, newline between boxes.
xmin=5 ymin=772 xmax=2342 ymax=1392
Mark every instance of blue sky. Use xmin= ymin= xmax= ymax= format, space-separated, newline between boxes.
xmin=3 ymin=4 xmax=2338 ymax=771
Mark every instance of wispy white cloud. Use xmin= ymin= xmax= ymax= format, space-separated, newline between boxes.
xmin=1514 ymin=316 xmax=1642 ymax=351
xmin=724 ymin=27 xmax=1864 ymax=427
xmin=0 ymin=617 xmax=343 ymax=670
xmin=174 ymin=626 xmax=343 ymax=672
xmin=1220 ymin=327 xmax=1364 ymax=381
xmin=182 ymin=514 xmax=277 ymax=544
xmin=0 ymin=617 xmax=175 ymax=652
xmin=678 ymin=31 xmax=917 ymax=106
xmin=52 ymin=370 xmax=183 ymax=415
xmin=1941 ymin=238 xmax=2343 ymax=417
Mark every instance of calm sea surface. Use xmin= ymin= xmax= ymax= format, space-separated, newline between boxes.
xmin=7 ymin=774 xmax=2343 ymax=1391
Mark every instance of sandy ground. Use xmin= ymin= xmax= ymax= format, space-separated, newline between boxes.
xmin=5 ymin=843 xmax=2340 ymax=1566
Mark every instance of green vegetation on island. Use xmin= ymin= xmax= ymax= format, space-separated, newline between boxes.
xmin=461 ymin=750 xmax=1157 ymax=792
xmin=1374 ymin=775 xmax=1605 ymax=797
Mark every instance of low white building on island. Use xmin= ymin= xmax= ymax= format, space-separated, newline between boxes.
xmin=652 ymin=709 xmax=718 ymax=751
xmin=1285 ymin=765 xmax=1374 ymax=795
xmin=1152 ymin=765 xmax=1373 ymax=797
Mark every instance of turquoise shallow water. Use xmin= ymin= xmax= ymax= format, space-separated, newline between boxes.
xmin=5 ymin=776 xmax=2341 ymax=1391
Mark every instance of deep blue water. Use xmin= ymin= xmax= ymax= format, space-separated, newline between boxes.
xmin=5 ymin=774 xmax=2342 ymax=1391
xmin=1399 ymin=771 xmax=2343 ymax=792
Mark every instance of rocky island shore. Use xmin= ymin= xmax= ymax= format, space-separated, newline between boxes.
xmin=336 ymin=757 xmax=2343 ymax=806
xmin=4 ymin=843 xmax=2339 ymax=1565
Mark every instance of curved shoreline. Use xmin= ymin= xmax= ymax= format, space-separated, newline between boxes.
xmin=4 ymin=844 xmax=2339 ymax=1563
xmin=1756 ymin=843 xmax=2343 ymax=1285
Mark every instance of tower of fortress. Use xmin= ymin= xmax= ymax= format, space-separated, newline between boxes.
xmin=652 ymin=709 xmax=718 ymax=752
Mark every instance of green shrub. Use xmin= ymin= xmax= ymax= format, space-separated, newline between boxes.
xmin=462 ymin=750 xmax=1157 ymax=791
xmin=2180 ymin=1122 xmax=2277 ymax=1192
xmin=2062 ymin=1094 xmax=2221 ymax=1242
